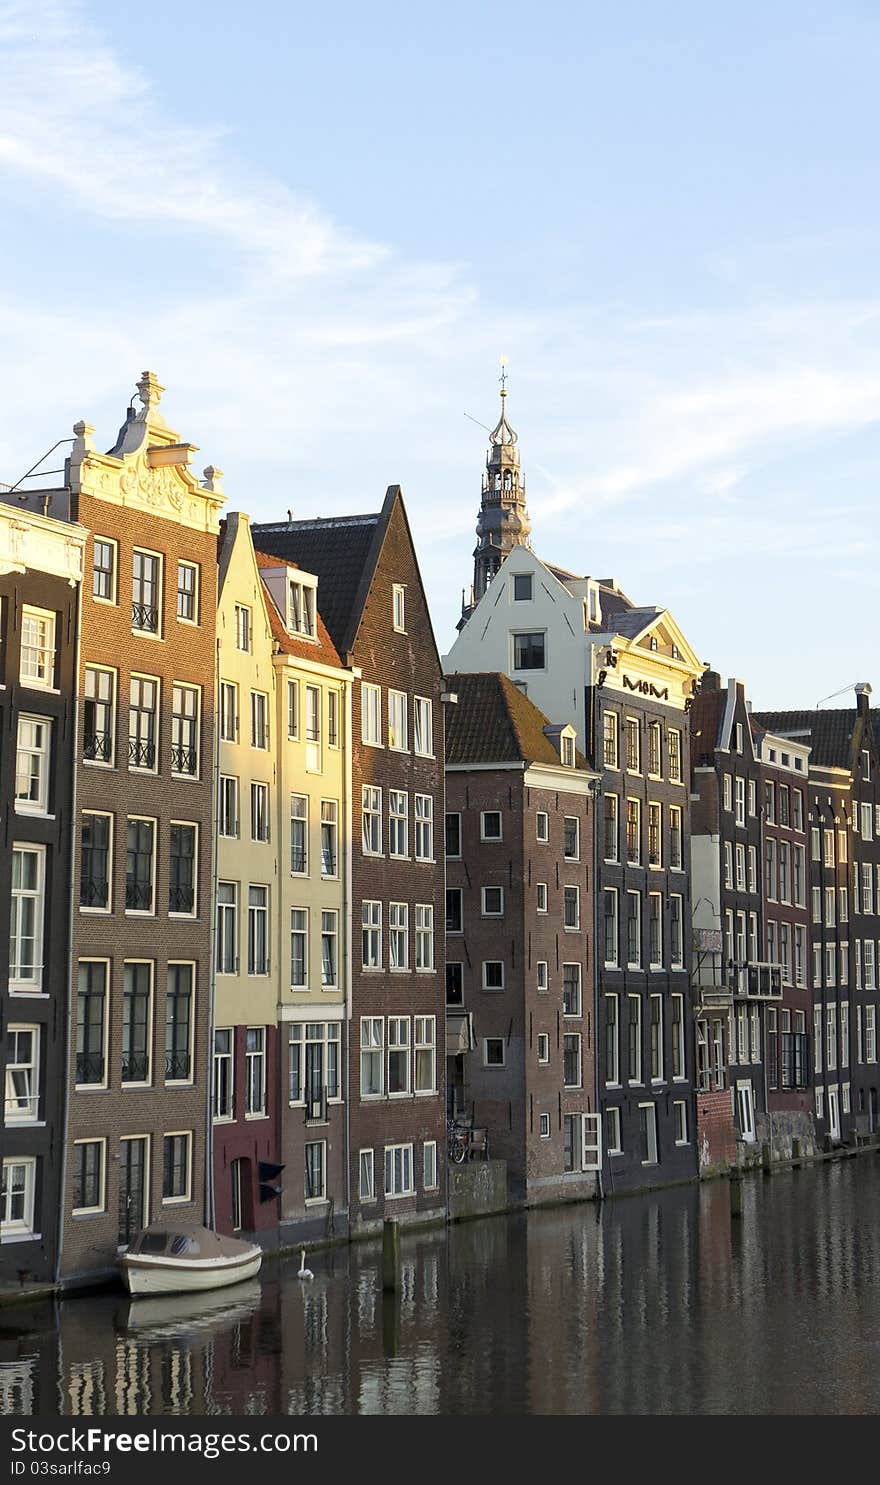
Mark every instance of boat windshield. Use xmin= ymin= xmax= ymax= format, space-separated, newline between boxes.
xmin=133 ymin=1231 xmax=202 ymax=1256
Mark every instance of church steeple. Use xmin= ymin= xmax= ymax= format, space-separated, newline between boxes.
xmin=459 ymin=363 xmax=532 ymax=628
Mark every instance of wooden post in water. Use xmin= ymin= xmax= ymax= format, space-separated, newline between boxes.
xmin=791 ymin=1137 xmax=802 ymax=1169
xmin=382 ymin=1216 xmax=401 ymax=1292
xmin=762 ymin=1142 xmax=772 ymax=1176
xmin=729 ymin=1165 xmax=744 ymax=1219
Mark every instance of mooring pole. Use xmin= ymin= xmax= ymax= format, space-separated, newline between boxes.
xmin=729 ymin=1165 xmax=744 ymax=1219
xmin=382 ymin=1216 xmax=401 ymax=1292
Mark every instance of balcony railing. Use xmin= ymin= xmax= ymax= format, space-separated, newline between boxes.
xmin=132 ymin=602 xmax=159 ymax=633
xmin=171 ymin=744 xmax=197 ymax=775
xmin=76 ymin=1051 xmax=105 ymax=1085
xmin=743 ymin=962 xmax=783 ymax=998
xmin=125 ymin=879 xmax=153 ymax=911
xmin=121 ymin=1052 xmax=150 ymax=1083
xmin=129 ymin=736 xmax=156 ymax=769
xmin=304 ymin=1086 xmax=328 ymax=1124
xmin=168 ymin=883 xmax=194 ymax=914
xmin=165 ymin=1051 xmax=192 ymax=1081
xmin=83 ymin=731 xmax=112 ymax=762
xmin=290 ymin=848 xmax=307 ymax=873
xmin=321 ymin=852 xmax=337 ymax=876
xmin=80 ymin=876 xmax=109 ymax=909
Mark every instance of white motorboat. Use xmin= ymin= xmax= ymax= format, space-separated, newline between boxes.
xmin=118 ymin=1223 xmax=262 ymax=1297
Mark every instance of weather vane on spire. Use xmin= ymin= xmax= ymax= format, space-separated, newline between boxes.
xmin=499 ymin=355 xmax=508 ymax=397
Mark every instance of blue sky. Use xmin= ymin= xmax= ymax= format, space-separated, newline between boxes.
xmin=1 ymin=0 xmax=878 ymax=706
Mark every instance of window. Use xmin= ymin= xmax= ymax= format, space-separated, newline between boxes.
xmin=736 ymin=843 xmax=746 ymax=892
xmin=129 ymin=675 xmax=158 ymax=771
xmin=793 ymin=844 xmax=804 ymax=905
xmin=862 ymin=802 xmax=873 ymax=841
xmin=650 ymin=995 xmax=664 ymax=1081
xmin=122 ymin=962 xmax=152 ymax=1084
xmin=15 ymin=717 xmax=51 ymax=814
xmin=362 ymin=683 xmax=381 ymax=745
xmin=362 ymin=901 xmax=382 ymax=970
xmin=563 ymin=886 xmax=580 ymax=930
xmin=647 ymin=802 xmax=662 ymax=867
xmin=388 ymin=1017 xmax=411 ymax=1095
xmin=132 ymin=551 xmax=161 ymax=635
xmin=389 ymin=902 xmax=409 ymax=970
xmin=724 ymin=841 xmax=733 ymax=890
xmin=513 ymin=632 xmax=545 ymax=670
xmin=416 ymin=904 xmax=435 ymax=970
xmin=604 ymin=795 xmax=619 ymax=860
xmin=866 ymin=1006 xmax=877 ymax=1064
xmin=360 ymin=1017 xmax=384 ymax=1096
xmin=564 ymin=816 xmax=580 ymax=861
xmin=93 ymin=538 xmax=116 ymax=602
xmin=245 ymin=1028 xmax=266 ymax=1116
xmin=250 ymin=691 xmax=268 ymax=750
xmin=383 ymin=789 xmax=408 ymax=859
xmin=385 ymin=1144 xmax=414 ymax=1196
xmin=1 ymin=1159 xmax=35 ymax=1237
xmin=626 ymin=718 xmax=641 ymax=773
xmin=234 ymin=604 xmax=252 ymax=652
xmin=318 ymin=800 xmax=338 ymax=878
xmin=213 ymin=1029 xmax=234 ymax=1119
xmin=482 ymin=961 xmax=504 ymax=990
xmin=359 ymin=1150 xmax=375 ymax=1202
xmin=626 ymin=891 xmax=641 ymax=967
xmin=482 ymin=885 xmax=504 ymax=917
xmin=421 ymin=1139 xmax=438 ymax=1190
xmin=445 ymin=812 xmax=462 ymax=858
xmin=288 ymin=1022 xmax=341 ymax=1106
xmin=483 ymin=1038 xmax=505 ymax=1067
xmin=628 ymin=996 xmax=642 ymax=1083
xmin=604 ymin=889 xmax=619 ymax=967
xmin=673 ymin=1101 xmax=688 ymax=1145
xmin=671 ymin=995 xmax=686 ymax=1080
xmin=640 ymin=1102 xmax=659 ymax=1165
xmin=603 ymin=711 xmax=619 ymax=769
xmin=215 ymin=879 xmax=237 ymax=974
xmin=388 ymin=690 xmax=408 ymax=750
xmin=481 ymin=810 xmax=502 ymax=842
xmin=176 ymin=562 xmax=198 ymax=623
xmin=392 ymin=584 xmax=406 ymax=630
xmin=305 ymin=685 xmax=321 ymax=768
xmin=362 ymin=786 xmax=382 ymax=855
xmin=415 ymin=794 xmax=434 ymax=860
xmin=513 ymin=573 xmax=533 ymax=601
xmin=171 ymin=684 xmax=199 ymax=776
xmin=288 ymin=580 xmax=316 ymax=638
xmin=748 ymin=779 xmax=757 ymax=816
xmin=169 ymin=822 xmax=197 ymax=915
xmin=286 ymin=679 xmax=299 ymax=739
xmin=648 ymin=721 xmax=662 ymax=778
xmin=536 ymin=882 xmax=548 ymax=914
xmin=287 ymin=907 xmax=308 ymax=988
xmin=5 ymin=1027 xmax=39 ymax=1123
xmin=83 ymin=665 xmax=115 ymax=764
xmin=536 ymin=960 xmax=549 ymax=992
xmin=250 ymin=782 xmax=270 ymax=843
xmin=76 ymin=962 xmax=106 ymax=1086
xmin=165 ymin=964 xmax=193 ymax=1083
xmin=300 ymin=1141 xmax=327 ymax=1205
xmin=20 ymin=607 xmax=56 ymax=687
xmin=841 ymin=1002 xmax=849 ymax=1070
xmin=723 ymin=773 xmax=732 ymax=812
xmin=668 ymin=730 xmax=682 ymax=783
xmin=561 ymin=962 xmax=582 ymax=1017
xmin=606 ymin=1108 xmax=623 ymax=1155
xmin=626 ymin=798 xmax=641 ymax=864
xmin=79 ymin=812 xmax=112 ymax=912
xmin=289 ymin=794 xmax=308 ymax=874
xmin=536 ymin=1111 xmax=550 ymax=1140
xmin=534 ymin=812 xmax=548 ymax=844
xmin=735 ymin=777 xmax=746 ymax=827
xmin=670 ymin=896 xmax=684 ymax=968
xmin=218 ymin=776 xmax=239 ymax=838
xmin=414 ymin=1016 xmax=436 ymax=1093
xmin=649 ymin=893 xmax=663 ymax=968
xmin=125 ymin=818 xmax=155 ymax=913
xmin=561 ymin=734 xmax=575 ymax=767
xmin=219 ymin=681 xmax=238 ymax=742
xmin=248 ymin=886 xmax=269 ymax=975
xmin=162 ymin=1133 xmax=191 ymax=1203
xmin=600 ymin=1004 xmax=622 ymax=1113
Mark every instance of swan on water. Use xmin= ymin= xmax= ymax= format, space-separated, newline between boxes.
xmin=297 ymin=1249 xmax=313 ymax=1280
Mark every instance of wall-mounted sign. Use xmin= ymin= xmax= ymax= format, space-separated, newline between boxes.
xmin=622 ymin=674 xmax=670 ymax=701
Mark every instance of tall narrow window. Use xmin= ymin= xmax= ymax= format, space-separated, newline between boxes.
xmin=132 ymin=551 xmax=161 ymax=635
xmin=415 ymin=794 xmax=434 ymax=860
xmin=219 ymin=680 xmax=238 ymax=742
xmin=80 ymin=813 xmax=111 ymax=911
xmin=5 ymin=1027 xmax=39 ymax=1123
xmin=626 ymin=891 xmax=641 ymax=967
xmin=650 ymin=995 xmax=664 ymax=1081
xmin=216 ymin=883 xmax=238 ymax=974
xmin=649 ymin=893 xmax=663 ymax=967
xmin=321 ymin=911 xmax=338 ymax=988
xmin=250 ymin=782 xmax=270 ymax=843
xmin=389 ymin=790 xmax=409 ymax=858
xmin=603 ymin=711 xmax=619 ymax=769
xmin=647 ymin=802 xmax=662 ymax=866
xmin=626 ymin=798 xmax=641 ymax=864
xmin=388 ymin=1018 xmax=411 ymax=1095
xmin=290 ymin=794 xmax=308 ymax=874
xmin=360 ymin=1017 xmax=384 ymax=1096
xmin=362 ymin=786 xmax=382 ymax=855
xmin=415 ymin=904 xmax=435 ymax=970
xmin=628 ymin=996 xmax=642 ymax=1083
xmin=122 ymin=962 xmax=152 ymax=1084
xmin=321 ymin=801 xmax=338 ymax=876
xmin=125 ymin=818 xmax=155 ymax=913
xmin=305 ymin=684 xmax=321 ymax=770
xmin=235 ymin=604 xmax=251 ymax=652
xmin=604 ymin=889 xmax=619 ymax=966
xmin=219 ymin=775 xmax=239 ymax=838
xmin=176 ymin=562 xmax=198 ymax=622
xmin=361 ymin=683 xmax=381 ymax=745
xmin=648 ymin=721 xmax=662 ymax=777
xmin=626 ymin=718 xmax=641 ymax=772
xmin=250 ymin=691 xmax=268 ymax=750
xmin=83 ymin=666 xmax=115 ymax=764
xmin=129 ymin=676 xmax=158 ymax=771
xmin=287 ymin=679 xmax=299 ymax=739
xmin=162 ymin=1134 xmax=191 ymax=1203
xmin=604 ymin=795 xmax=619 ymax=861
xmin=388 ymin=689 xmax=408 ymax=750
xmin=605 ymin=994 xmax=619 ymax=1083
xmin=76 ymin=962 xmax=106 ymax=1086
xmin=247 ymin=886 xmax=269 ymax=975
xmin=668 ymin=730 xmax=682 ymax=783
xmin=327 ymin=689 xmax=339 ymax=747
xmin=246 ymin=1029 xmax=266 ymax=1115
xmin=414 ymin=697 xmax=433 ymax=755
xmin=171 ymin=684 xmax=199 ymax=776
xmin=362 ymin=901 xmax=382 ymax=969
xmin=169 ymin=823 xmax=196 ymax=916
xmin=290 ymin=908 xmax=308 ymax=988
xmin=415 ymin=1017 xmax=436 ymax=1093
xmin=671 ymin=994 xmax=686 ymax=1080
xmin=670 ymin=896 xmax=684 ymax=968
xmin=92 ymin=538 xmax=116 ymax=602
xmin=166 ymin=964 xmax=193 ymax=1083
xmin=20 ymin=607 xmax=56 ymax=688
xmin=15 ymin=718 xmax=51 ymax=814
xmin=563 ymin=963 xmax=582 ymax=1016
xmin=389 ymin=903 xmax=409 ymax=970
xmin=669 ymin=806 xmax=683 ymax=869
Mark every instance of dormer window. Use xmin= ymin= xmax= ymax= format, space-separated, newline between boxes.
xmin=513 ymin=573 xmax=532 ymax=602
xmin=671 ymin=644 xmax=681 ymax=661
xmin=562 ymin=733 xmax=575 ymax=767
xmin=288 ymin=580 xmax=315 ymax=639
xmin=649 ymin=635 xmax=658 ymax=652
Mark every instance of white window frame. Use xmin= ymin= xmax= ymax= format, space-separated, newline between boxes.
xmin=362 ymin=683 xmax=382 ymax=746
xmin=19 ymin=606 xmax=56 ymax=689
xmin=72 ymin=1138 xmax=106 ymax=1217
xmin=392 ymin=584 xmax=406 ymax=633
xmin=14 ymin=716 xmax=52 ymax=815
xmin=10 ymin=844 xmax=46 ymax=992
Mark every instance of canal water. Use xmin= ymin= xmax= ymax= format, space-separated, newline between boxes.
xmin=3 ymin=1157 xmax=880 ymax=1415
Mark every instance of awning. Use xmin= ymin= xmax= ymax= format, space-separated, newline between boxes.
xmin=446 ymin=1009 xmax=474 ymax=1056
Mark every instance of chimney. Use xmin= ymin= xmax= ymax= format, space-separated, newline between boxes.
xmin=855 ymin=682 xmax=872 ymax=717
xmin=700 ymin=669 xmax=721 ymax=692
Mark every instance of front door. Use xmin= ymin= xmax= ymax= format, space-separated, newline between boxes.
xmin=118 ymin=1137 xmax=148 ymax=1248
xmin=828 ymin=1087 xmax=841 ymax=1142
xmin=736 ymin=1081 xmax=756 ymax=1142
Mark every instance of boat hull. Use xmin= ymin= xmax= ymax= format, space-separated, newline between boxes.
xmin=120 ymin=1247 xmax=262 ymax=1296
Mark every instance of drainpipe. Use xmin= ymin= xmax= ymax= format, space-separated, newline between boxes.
xmin=343 ymin=672 xmax=354 ymax=1230
xmin=205 ymin=632 xmax=221 ymax=1230
xmin=56 ymin=570 xmax=84 ymax=1285
xmin=587 ymin=646 xmax=605 ymax=1200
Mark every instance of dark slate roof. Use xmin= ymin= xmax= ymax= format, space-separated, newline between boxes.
xmin=605 ymin=605 xmax=662 ymax=639
xmin=752 ymin=709 xmax=855 ymax=769
xmin=690 ymin=688 xmax=725 ymax=767
xmin=445 ymin=672 xmax=589 ymax=770
xmin=252 ymin=510 xmax=381 ymax=657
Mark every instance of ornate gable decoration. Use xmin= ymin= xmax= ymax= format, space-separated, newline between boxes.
xmin=69 ymin=372 xmax=225 ymax=534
